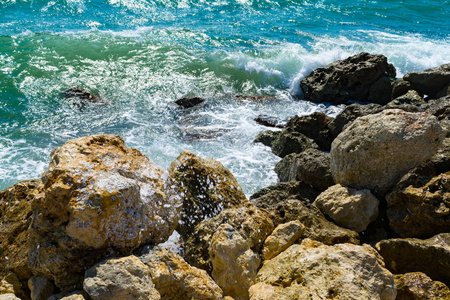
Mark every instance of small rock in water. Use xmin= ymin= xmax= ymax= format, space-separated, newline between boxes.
xmin=234 ymin=95 xmax=278 ymax=102
xmin=61 ymin=87 xmax=104 ymax=109
xmin=175 ymin=97 xmax=205 ymax=108
xmin=254 ymin=115 xmax=286 ymax=128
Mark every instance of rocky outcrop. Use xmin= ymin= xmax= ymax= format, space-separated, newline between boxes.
xmin=168 ymin=150 xmax=249 ymax=240
xmin=249 ymin=181 xmax=320 ymax=203
xmin=249 ymin=239 xmax=397 ymax=300
xmin=254 ymin=115 xmax=286 ymax=128
xmin=275 ymin=149 xmax=333 ymax=191
xmin=386 ymin=172 xmax=450 ymax=238
xmin=389 ymin=90 xmax=425 ymax=107
xmin=262 ymin=220 xmax=305 ymax=260
xmin=174 ymin=96 xmax=205 ymax=108
xmin=28 ymin=276 xmax=55 ymax=300
xmin=251 ymin=193 xmax=360 ymax=245
xmin=139 ymin=246 xmax=223 ymax=300
xmin=253 ymin=130 xmax=280 ymax=147
xmin=83 ymin=256 xmax=160 ymax=300
xmin=314 ymin=184 xmax=379 ymax=232
xmin=28 ymin=135 xmax=182 ymax=290
xmin=61 ymin=87 xmax=104 ymax=110
xmin=331 ymin=109 xmax=445 ymax=194
xmin=394 ymin=272 xmax=450 ymax=300
xmin=185 ymin=205 xmax=273 ymax=274
xmin=0 ymin=295 xmax=21 ymax=300
xmin=300 ymin=52 xmax=396 ymax=104
xmin=391 ymin=79 xmax=416 ymax=99
xmin=270 ymin=129 xmax=318 ymax=158
xmin=404 ymin=63 xmax=450 ymax=99
xmin=376 ymin=233 xmax=450 ymax=286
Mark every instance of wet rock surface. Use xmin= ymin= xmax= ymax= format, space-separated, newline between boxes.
xmin=404 ymin=63 xmax=450 ymax=99
xmin=175 ymin=96 xmax=206 ymax=108
xmin=394 ymin=272 xmax=450 ymax=300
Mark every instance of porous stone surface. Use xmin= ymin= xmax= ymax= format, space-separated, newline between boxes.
xmin=404 ymin=63 xmax=450 ymax=98
xmin=389 ymin=90 xmax=426 ymax=106
xmin=262 ymin=220 xmax=305 ymax=260
xmin=300 ymin=52 xmax=396 ymax=104
xmin=48 ymin=291 xmax=88 ymax=300
xmin=386 ymin=172 xmax=450 ymax=238
xmin=83 ymin=256 xmax=160 ymax=300
xmin=0 ymin=179 xmax=41 ymax=299
xmin=331 ymin=109 xmax=445 ymax=194
xmin=28 ymin=135 xmax=182 ymax=290
xmin=28 ymin=276 xmax=55 ymax=300
xmin=253 ymin=130 xmax=280 ymax=147
xmin=314 ymin=184 xmax=379 ymax=232
xmin=139 ymin=246 xmax=223 ymax=300
xmin=210 ymin=223 xmax=261 ymax=300
xmin=0 ymin=294 xmax=21 ymax=300
xmin=168 ymin=150 xmax=249 ymax=240
xmin=391 ymin=79 xmax=416 ymax=99
xmin=185 ymin=205 xmax=273 ymax=274
xmin=376 ymin=233 xmax=450 ymax=286
xmin=270 ymin=128 xmax=318 ymax=158
xmin=251 ymin=193 xmax=360 ymax=245
xmin=394 ymin=272 xmax=450 ymax=300
xmin=250 ymin=239 xmax=397 ymax=300
xmin=249 ymin=181 xmax=320 ymax=203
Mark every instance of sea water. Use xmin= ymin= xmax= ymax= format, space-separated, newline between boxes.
xmin=1 ymin=0 xmax=449 ymax=195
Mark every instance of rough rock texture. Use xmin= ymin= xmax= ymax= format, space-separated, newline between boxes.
xmin=253 ymin=130 xmax=280 ymax=147
xmin=168 ymin=150 xmax=249 ymax=240
xmin=251 ymin=193 xmax=359 ymax=245
xmin=210 ymin=223 xmax=261 ymax=300
xmin=331 ymin=109 xmax=445 ymax=194
xmin=0 ymin=295 xmax=21 ymax=300
xmin=328 ymin=103 xmax=383 ymax=138
xmin=249 ymin=181 xmax=320 ymax=204
xmin=270 ymin=128 xmax=318 ymax=158
xmin=0 ymin=179 xmax=41 ymax=299
xmin=314 ymin=184 xmax=379 ymax=232
xmin=391 ymin=79 xmax=416 ymax=99
xmin=395 ymin=272 xmax=450 ymax=300
xmin=404 ymin=63 xmax=450 ymax=98
xmin=376 ymin=233 xmax=450 ymax=286
xmin=423 ymin=95 xmax=450 ymax=136
xmin=185 ymin=205 xmax=273 ymax=274
xmin=174 ymin=96 xmax=205 ymax=108
xmin=300 ymin=52 xmax=396 ymax=104
xmin=389 ymin=90 xmax=425 ymax=106
xmin=28 ymin=135 xmax=182 ymax=290
xmin=83 ymin=256 xmax=160 ymax=300
xmin=386 ymin=172 xmax=450 ymax=238
xmin=275 ymin=149 xmax=333 ymax=191
xmin=262 ymin=220 xmax=305 ymax=260
xmin=139 ymin=246 xmax=223 ymax=300
xmin=48 ymin=291 xmax=88 ymax=300
xmin=254 ymin=115 xmax=286 ymax=128
xmin=249 ymin=239 xmax=396 ymax=300
xmin=28 ymin=276 xmax=55 ymax=300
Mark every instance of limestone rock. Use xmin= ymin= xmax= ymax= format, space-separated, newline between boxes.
xmin=262 ymin=220 xmax=305 ymax=260
xmin=300 ymin=52 xmax=396 ymax=104
xmin=395 ymin=272 xmax=450 ymax=300
xmin=250 ymin=239 xmax=396 ymax=300
xmin=185 ymin=204 xmax=273 ymax=274
xmin=274 ymin=153 xmax=302 ymax=183
xmin=139 ymin=246 xmax=223 ymax=300
xmin=83 ymin=256 xmax=160 ymax=300
xmin=386 ymin=172 xmax=450 ymax=238
xmin=314 ymin=184 xmax=379 ymax=232
xmin=270 ymin=128 xmax=318 ymax=158
xmin=249 ymin=181 xmax=320 ymax=203
xmin=48 ymin=291 xmax=88 ymax=300
xmin=28 ymin=276 xmax=55 ymax=300
xmin=0 ymin=179 xmax=41 ymax=299
xmin=210 ymin=224 xmax=260 ymax=300
xmin=376 ymin=233 xmax=450 ymax=286
xmin=251 ymin=193 xmax=360 ymax=245
xmin=0 ymin=295 xmax=21 ymax=300
xmin=168 ymin=150 xmax=249 ymax=240
xmin=331 ymin=109 xmax=445 ymax=194
xmin=253 ymin=130 xmax=280 ymax=147
xmin=404 ymin=63 xmax=450 ymax=98
xmin=175 ymin=96 xmax=205 ymax=108
xmin=389 ymin=90 xmax=426 ymax=106
xmin=28 ymin=135 xmax=181 ymax=290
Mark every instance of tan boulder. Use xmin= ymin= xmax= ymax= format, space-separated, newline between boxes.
xmin=83 ymin=255 xmax=160 ymax=300
xmin=331 ymin=109 xmax=445 ymax=194
xmin=395 ymin=272 xmax=450 ymax=300
xmin=28 ymin=135 xmax=182 ymax=290
xmin=314 ymin=184 xmax=379 ymax=232
xmin=250 ymin=239 xmax=396 ymax=300
xmin=48 ymin=291 xmax=88 ymax=300
xmin=262 ymin=220 xmax=305 ymax=260
xmin=139 ymin=246 xmax=223 ymax=300
xmin=168 ymin=150 xmax=249 ymax=239
xmin=0 ymin=294 xmax=21 ymax=300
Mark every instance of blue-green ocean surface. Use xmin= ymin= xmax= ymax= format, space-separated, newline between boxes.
xmin=1 ymin=0 xmax=449 ymax=194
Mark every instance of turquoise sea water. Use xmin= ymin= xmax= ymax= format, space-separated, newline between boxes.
xmin=1 ymin=0 xmax=449 ymax=194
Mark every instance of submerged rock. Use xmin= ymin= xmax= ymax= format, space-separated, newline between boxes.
xmin=254 ymin=114 xmax=286 ymax=128
xmin=376 ymin=233 xmax=450 ymax=286
xmin=168 ymin=150 xmax=249 ymax=240
xmin=394 ymin=272 xmax=450 ymax=300
xmin=331 ymin=109 xmax=445 ymax=194
xmin=174 ymin=97 xmax=205 ymax=108
xmin=404 ymin=63 xmax=450 ymax=99
xmin=300 ymin=52 xmax=396 ymax=104
xmin=234 ymin=95 xmax=278 ymax=102
xmin=249 ymin=239 xmax=396 ymax=300
xmin=28 ymin=135 xmax=182 ymax=290
xmin=61 ymin=87 xmax=104 ymax=109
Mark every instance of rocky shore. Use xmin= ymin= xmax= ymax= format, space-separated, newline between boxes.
xmin=1 ymin=53 xmax=450 ymax=300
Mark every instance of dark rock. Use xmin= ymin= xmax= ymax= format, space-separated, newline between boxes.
xmin=436 ymin=82 xmax=450 ymax=99
xmin=253 ymin=130 xmax=280 ymax=147
xmin=275 ymin=149 xmax=333 ymax=191
xmin=300 ymin=52 xmax=396 ymax=104
xmin=388 ymin=90 xmax=426 ymax=107
xmin=249 ymin=181 xmax=320 ymax=203
xmin=174 ymin=97 xmax=205 ymax=108
xmin=376 ymin=233 xmax=450 ymax=286
xmin=254 ymin=115 xmax=286 ymax=128
xmin=61 ymin=87 xmax=103 ymax=109
xmin=383 ymin=103 xmax=424 ymax=113
xmin=328 ymin=103 xmax=383 ymax=138
xmin=394 ymin=272 xmax=450 ymax=300
xmin=234 ymin=95 xmax=278 ymax=102
xmin=391 ymin=79 xmax=416 ymax=99
xmin=181 ymin=128 xmax=230 ymax=140
xmin=404 ymin=63 xmax=450 ymax=99
xmin=423 ymin=95 xmax=450 ymax=119
xmin=271 ymin=129 xmax=318 ymax=158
